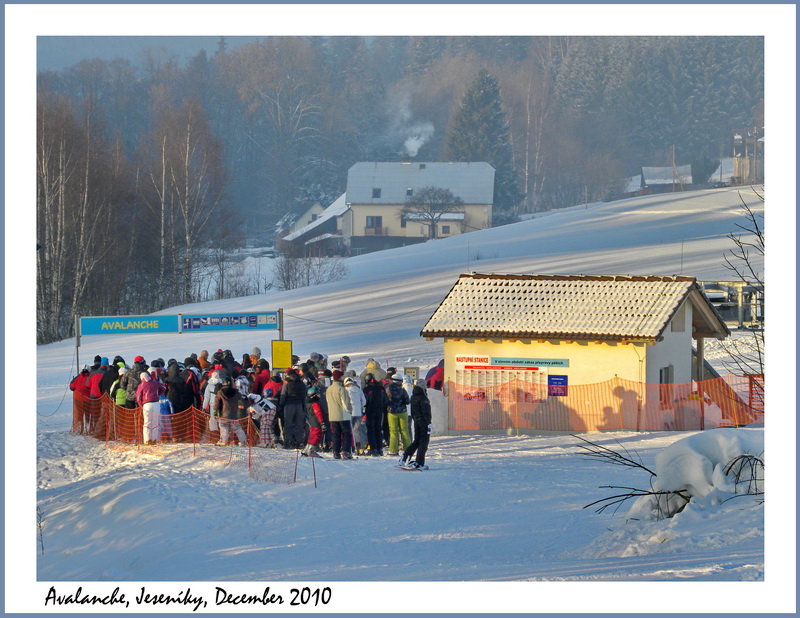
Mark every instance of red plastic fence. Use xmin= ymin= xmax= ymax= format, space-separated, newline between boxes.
xmin=447 ymin=375 xmax=763 ymax=433
xmin=71 ymin=394 xmax=299 ymax=484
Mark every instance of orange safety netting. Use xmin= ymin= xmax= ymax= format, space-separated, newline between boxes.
xmin=447 ymin=375 xmax=764 ymax=433
xmin=71 ymin=394 xmax=299 ymax=484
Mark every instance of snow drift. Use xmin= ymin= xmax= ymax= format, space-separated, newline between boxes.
xmin=627 ymin=428 xmax=764 ymax=520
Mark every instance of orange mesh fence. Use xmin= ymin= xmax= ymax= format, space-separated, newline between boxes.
xmin=71 ymin=394 xmax=300 ymax=484
xmin=447 ymin=375 xmax=763 ymax=433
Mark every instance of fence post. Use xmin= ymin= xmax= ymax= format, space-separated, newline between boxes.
xmin=191 ymin=407 xmax=197 ymax=457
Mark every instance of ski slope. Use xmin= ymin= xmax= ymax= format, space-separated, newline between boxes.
xmin=20 ymin=187 xmax=796 ymax=614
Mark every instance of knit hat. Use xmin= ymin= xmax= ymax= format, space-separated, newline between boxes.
xmin=332 ymin=370 xmax=343 ymax=382
xmin=140 ymin=372 xmax=151 ymax=381
xmin=134 ymin=355 xmax=144 ymax=363
xmin=343 ymin=377 xmax=354 ymax=386
xmin=251 ymin=347 xmax=261 ymax=356
xmin=391 ymin=374 xmax=403 ymax=382
xmin=200 ymin=350 xmax=209 ymax=358
xmin=100 ymin=357 xmax=109 ymax=366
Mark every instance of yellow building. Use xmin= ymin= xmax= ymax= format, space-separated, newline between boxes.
xmin=421 ymin=274 xmax=734 ymax=432
xmin=343 ymin=161 xmax=494 ymax=254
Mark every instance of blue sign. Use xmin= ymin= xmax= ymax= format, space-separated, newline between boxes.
xmin=548 ymin=375 xmax=568 ymax=397
xmin=81 ymin=315 xmax=180 ymax=335
xmin=181 ymin=312 xmax=279 ymax=332
xmin=492 ymin=357 xmax=570 ymax=368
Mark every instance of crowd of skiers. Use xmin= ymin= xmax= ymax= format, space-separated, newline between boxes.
xmin=70 ymin=348 xmax=442 ymax=470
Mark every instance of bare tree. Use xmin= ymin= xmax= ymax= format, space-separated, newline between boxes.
xmin=720 ymin=188 xmax=764 ymax=376
xmin=400 ymin=186 xmax=465 ymax=240
xmin=140 ymin=97 xmax=226 ymax=305
xmin=36 ymin=87 xmax=121 ymax=342
xmin=500 ymin=54 xmax=558 ymax=214
xmin=273 ymin=255 xmax=349 ymax=291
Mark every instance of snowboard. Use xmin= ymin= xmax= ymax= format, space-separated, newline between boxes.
xmin=397 ymin=463 xmax=427 ymax=471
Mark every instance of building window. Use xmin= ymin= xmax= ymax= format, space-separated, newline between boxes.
xmin=659 ymin=365 xmax=674 ymax=404
xmin=441 ymin=225 xmax=451 ymax=235
xmin=419 ymin=163 xmax=426 ymax=170
xmin=406 ymin=188 xmax=413 ymax=197
xmin=400 ymin=215 xmax=407 ymax=228
xmin=366 ymin=216 xmax=382 ymax=228
xmin=372 ymin=188 xmax=382 ymax=198
xmin=311 ymin=214 xmax=318 ymax=221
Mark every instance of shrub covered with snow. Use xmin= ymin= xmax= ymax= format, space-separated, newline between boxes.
xmin=627 ymin=428 xmax=764 ymax=520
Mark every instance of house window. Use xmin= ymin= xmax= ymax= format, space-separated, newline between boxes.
xmin=311 ymin=214 xmax=318 ymax=222
xmin=659 ymin=365 xmax=674 ymax=404
xmin=441 ymin=225 xmax=451 ymax=235
xmin=419 ymin=163 xmax=426 ymax=170
xmin=400 ymin=215 xmax=407 ymax=228
xmin=406 ymin=188 xmax=413 ymax=197
xmin=372 ymin=188 xmax=382 ymax=198
xmin=366 ymin=216 xmax=382 ymax=228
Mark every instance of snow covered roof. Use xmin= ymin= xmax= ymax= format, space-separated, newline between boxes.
xmin=275 ymin=202 xmax=320 ymax=232
xmin=421 ymin=273 xmax=730 ymax=342
xmin=283 ymin=193 xmax=348 ymax=242
xmin=346 ymin=162 xmax=495 ymax=205
xmin=623 ymin=175 xmax=642 ymax=194
xmin=304 ymin=232 xmax=340 ymax=245
xmin=642 ymin=165 xmax=693 ymax=186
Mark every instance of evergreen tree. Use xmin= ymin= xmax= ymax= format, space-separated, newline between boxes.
xmin=446 ymin=69 xmax=522 ymax=211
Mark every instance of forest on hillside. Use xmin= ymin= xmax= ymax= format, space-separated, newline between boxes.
xmin=36 ymin=36 xmax=764 ymax=343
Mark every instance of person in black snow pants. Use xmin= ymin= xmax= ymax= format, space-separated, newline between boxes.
xmin=278 ymin=369 xmax=308 ymax=449
xmin=401 ymin=380 xmax=433 ymax=470
xmin=362 ymin=373 xmax=388 ymax=456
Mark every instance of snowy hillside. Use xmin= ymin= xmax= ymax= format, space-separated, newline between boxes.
xmin=20 ymin=187 xmax=795 ymax=614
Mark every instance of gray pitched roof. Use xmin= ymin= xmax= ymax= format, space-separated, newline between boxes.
xmin=346 ymin=162 xmax=495 ymax=205
xmin=283 ymin=194 xmax=347 ymax=242
xmin=421 ymin=274 xmax=730 ymax=342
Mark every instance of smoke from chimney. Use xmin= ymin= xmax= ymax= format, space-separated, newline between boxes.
xmin=404 ymin=122 xmax=435 ymax=157
xmin=387 ymin=92 xmax=435 ymax=158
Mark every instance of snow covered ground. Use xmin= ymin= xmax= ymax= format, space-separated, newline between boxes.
xmin=15 ymin=187 xmax=796 ymax=613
